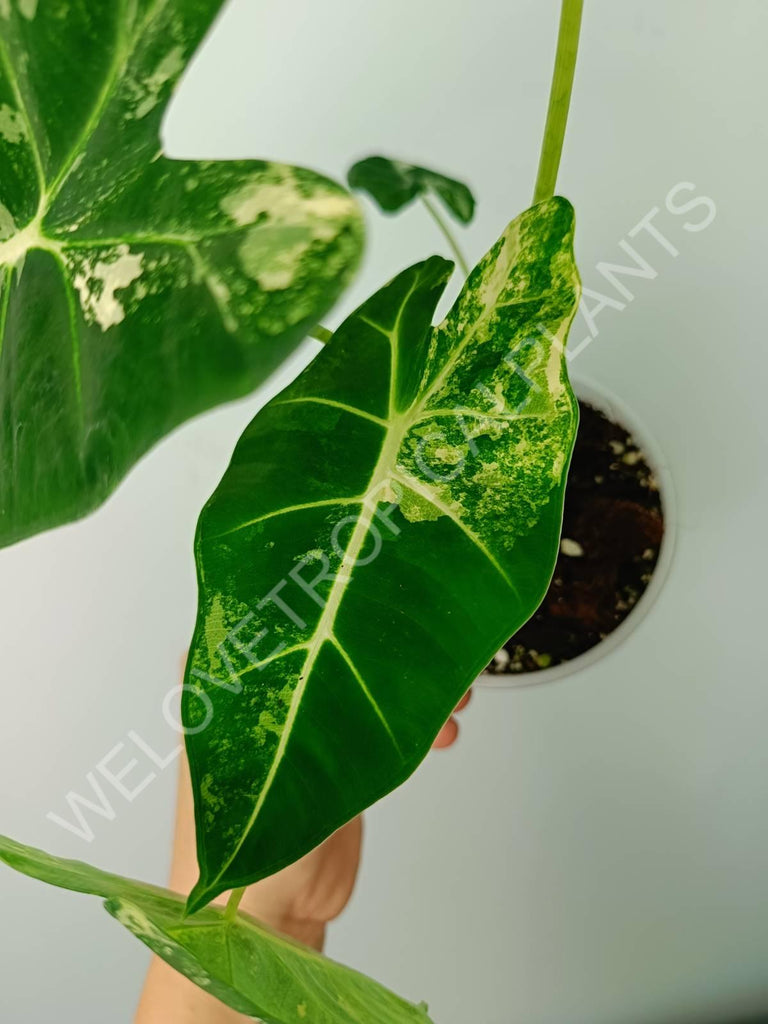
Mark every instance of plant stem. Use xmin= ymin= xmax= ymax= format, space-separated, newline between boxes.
xmin=421 ymin=196 xmax=471 ymax=279
xmin=309 ymin=325 xmax=333 ymax=344
xmin=224 ymin=887 xmax=246 ymax=922
xmin=533 ymin=0 xmax=584 ymax=204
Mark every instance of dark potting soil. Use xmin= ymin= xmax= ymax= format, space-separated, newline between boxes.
xmin=486 ymin=400 xmax=664 ymax=676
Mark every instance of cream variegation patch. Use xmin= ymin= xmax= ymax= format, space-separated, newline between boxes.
xmin=215 ymin=174 xmax=360 ymax=293
xmin=222 ymin=177 xmax=354 ymax=230
xmin=70 ymin=245 xmax=145 ymax=331
xmin=0 ymin=103 xmax=26 ymax=143
xmin=126 ymin=46 xmax=186 ymax=120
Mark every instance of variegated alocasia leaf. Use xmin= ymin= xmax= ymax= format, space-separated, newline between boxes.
xmin=348 ymin=155 xmax=475 ymax=223
xmin=0 ymin=0 xmax=362 ymax=549
xmin=183 ymin=196 xmax=580 ymax=911
xmin=0 ymin=834 xmax=435 ymax=1024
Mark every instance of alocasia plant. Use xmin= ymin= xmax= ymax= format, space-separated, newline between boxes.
xmin=0 ymin=0 xmax=587 ymax=1017
xmin=184 ymin=196 xmax=580 ymax=909
xmin=0 ymin=0 xmax=362 ymax=548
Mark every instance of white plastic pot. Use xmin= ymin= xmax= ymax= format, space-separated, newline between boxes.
xmin=478 ymin=374 xmax=678 ymax=689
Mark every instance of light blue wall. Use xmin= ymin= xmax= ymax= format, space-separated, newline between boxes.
xmin=1 ymin=2 xmax=766 ymax=1021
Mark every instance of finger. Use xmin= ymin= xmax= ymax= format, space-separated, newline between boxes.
xmin=432 ymin=716 xmax=459 ymax=749
xmin=454 ymin=689 xmax=472 ymax=714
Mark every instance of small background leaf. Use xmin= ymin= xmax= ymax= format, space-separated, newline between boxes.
xmin=348 ymin=155 xmax=475 ymax=223
xmin=0 ymin=834 xmax=435 ymax=1024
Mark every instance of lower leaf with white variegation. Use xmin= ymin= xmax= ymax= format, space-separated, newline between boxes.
xmin=0 ymin=834 xmax=435 ymax=1024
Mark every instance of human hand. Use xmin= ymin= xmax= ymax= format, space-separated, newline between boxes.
xmin=235 ymin=688 xmax=473 ymax=949
xmin=136 ymin=688 xmax=471 ymax=1022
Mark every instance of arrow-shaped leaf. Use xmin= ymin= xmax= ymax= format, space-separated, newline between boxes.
xmin=348 ymin=155 xmax=475 ymax=222
xmin=183 ymin=197 xmax=580 ymax=910
xmin=0 ymin=0 xmax=362 ymax=548
xmin=0 ymin=834 xmax=435 ymax=1024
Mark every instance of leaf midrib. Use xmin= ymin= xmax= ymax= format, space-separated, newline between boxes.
xmin=46 ymin=0 xmax=170 ymax=204
xmin=205 ymin=413 xmax=407 ymax=892
xmin=0 ymin=0 xmax=171 ymax=242
xmin=0 ymin=31 xmax=46 ymax=198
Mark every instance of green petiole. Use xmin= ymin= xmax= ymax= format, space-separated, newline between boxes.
xmin=421 ymin=196 xmax=471 ymax=279
xmin=533 ymin=0 xmax=584 ymax=204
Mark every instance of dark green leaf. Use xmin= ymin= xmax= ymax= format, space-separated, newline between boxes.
xmin=0 ymin=0 xmax=362 ymax=548
xmin=348 ymin=156 xmax=475 ymax=223
xmin=184 ymin=197 xmax=580 ymax=910
xmin=0 ymin=834 xmax=435 ymax=1024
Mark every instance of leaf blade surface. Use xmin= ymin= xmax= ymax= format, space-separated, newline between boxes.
xmin=0 ymin=834 xmax=434 ymax=1024
xmin=185 ymin=197 xmax=581 ymax=909
xmin=0 ymin=0 xmax=362 ymax=548
xmin=348 ymin=155 xmax=475 ymax=222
